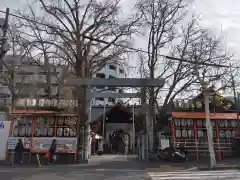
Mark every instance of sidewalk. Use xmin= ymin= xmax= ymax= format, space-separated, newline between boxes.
xmin=194 ymin=158 xmax=240 ymax=170
xmin=2 ymin=155 xmax=240 ymax=172
xmin=134 ymin=157 xmax=240 ymax=172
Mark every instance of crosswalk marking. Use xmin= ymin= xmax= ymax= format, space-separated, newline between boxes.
xmin=148 ymin=170 xmax=240 ymax=179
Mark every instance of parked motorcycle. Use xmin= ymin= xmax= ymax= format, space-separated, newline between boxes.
xmin=156 ymin=144 xmax=188 ymax=162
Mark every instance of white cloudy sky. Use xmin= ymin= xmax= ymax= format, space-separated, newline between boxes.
xmin=1 ymin=0 xmax=240 ymax=59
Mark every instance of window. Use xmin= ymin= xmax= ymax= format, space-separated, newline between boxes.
xmin=96 ymin=97 xmax=104 ymax=101
xmin=95 ymin=86 xmax=105 ymax=90
xmin=109 ymin=75 xmax=116 ymax=79
xmin=108 ymin=98 xmax=116 ymax=104
xmin=119 ymin=89 xmax=123 ymax=93
xmin=109 ymin=65 xmax=117 ymax=70
xmin=108 ymin=87 xmax=116 ymax=92
xmin=119 ymin=68 xmax=124 ymax=74
xmin=38 ymin=72 xmax=47 ymax=75
xmin=96 ymin=73 xmax=106 ymax=78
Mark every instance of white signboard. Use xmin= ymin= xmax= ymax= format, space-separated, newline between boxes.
xmin=7 ymin=137 xmax=77 ymax=153
xmin=7 ymin=137 xmax=23 ymax=150
xmin=0 ymin=119 xmax=10 ymax=160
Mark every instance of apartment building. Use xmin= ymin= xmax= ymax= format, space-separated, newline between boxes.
xmin=0 ymin=55 xmax=126 ymax=107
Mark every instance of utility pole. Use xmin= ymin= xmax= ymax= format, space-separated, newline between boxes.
xmin=202 ymin=85 xmax=216 ymax=168
xmin=231 ymin=74 xmax=240 ymax=122
xmin=132 ymin=104 xmax=135 ymax=153
xmin=0 ymin=8 xmax=9 ymax=70
xmin=102 ymin=100 xmax=106 ymax=138
xmin=195 ymin=63 xmax=216 ymax=168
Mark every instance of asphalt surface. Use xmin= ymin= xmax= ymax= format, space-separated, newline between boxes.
xmin=0 ymin=155 xmax=150 ymax=180
xmin=1 ymin=155 xmax=240 ymax=180
xmin=148 ymin=169 xmax=240 ymax=180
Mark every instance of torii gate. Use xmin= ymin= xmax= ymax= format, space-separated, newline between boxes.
xmin=70 ymin=77 xmax=165 ymax=161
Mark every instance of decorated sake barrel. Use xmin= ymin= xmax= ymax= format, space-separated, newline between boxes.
xmin=174 ymin=119 xmax=181 ymax=127
xmin=181 ymin=129 xmax=187 ymax=137
xmin=40 ymin=127 xmax=48 ymax=136
xmin=26 ymin=124 xmax=32 ymax=136
xmin=71 ymin=117 xmax=77 ymax=125
xmin=175 ymin=129 xmax=181 ymax=138
xmin=181 ymin=119 xmax=187 ymax=127
xmin=232 ymin=131 xmax=236 ymax=137
xmin=219 ymin=130 xmax=225 ymax=138
xmin=224 ymin=120 xmax=229 ymax=127
xmin=197 ymin=130 xmax=202 ymax=137
xmin=225 ymin=130 xmax=232 ymax=138
xmin=212 ymin=130 xmax=216 ymax=138
xmin=57 ymin=128 xmax=63 ymax=136
xmin=197 ymin=120 xmax=203 ymax=127
xmin=58 ymin=117 xmax=64 ymax=125
xmin=187 ymin=129 xmax=194 ymax=137
xmin=231 ymin=120 xmax=237 ymax=128
xmin=47 ymin=127 xmax=54 ymax=136
xmin=35 ymin=127 xmax=41 ymax=136
xmin=64 ymin=128 xmax=70 ymax=136
xmin=69 ymin=128 xmax=76 ymax=136
xmin=48 ymin=118 xmax=55 ymax=125
xmin=187 ymin=119 xmax=193 ymax=127
xmin=65 ymin=117 xmax=70 ymax=125
xmin=211 ymin=120 xmax=215 ymax=127
xmin=219 ymin=120 xmax=225 ymax=128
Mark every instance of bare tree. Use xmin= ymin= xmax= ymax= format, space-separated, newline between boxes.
xmin=136 ymin=0 xmax=235 ymax=151
xmin=0 ymin=24 xmax=35 ymax=110
xmin=186 ymin=29 xmax=235 ymax=168
xmin=14 ymin=6 xmax=57 ymax=103
xmin=135 ymin=0 xmax=187 ymax=150
xmin=15 ymin=0 xmax=141 ymax=161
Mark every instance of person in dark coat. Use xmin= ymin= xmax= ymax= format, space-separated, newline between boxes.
xmin=49 ymin=139 xmax=57 ymax=163
xmin=14 ymin=139 xmax=24 ymax=164
xmin=112 ymin=133 xmax=123 ymax=154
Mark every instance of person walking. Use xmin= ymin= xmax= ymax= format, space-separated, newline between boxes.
xmin=49 ymin=139 xmax=57 ymax=164
xmin=98 ymin=139 xmax=104 ymax=156
xmin=14 ymin=139 xmax=24 ymax=164
xmin=124 ymin=134 xmax=129 ymax=156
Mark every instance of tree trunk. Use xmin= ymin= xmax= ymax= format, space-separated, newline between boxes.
xmin=11 ymin=93 xmax=16 ymax=112
xmin=75 ymin=55 xmax=89 ymax=162
xmin=149 ymin=87 xmax=156 ymax=152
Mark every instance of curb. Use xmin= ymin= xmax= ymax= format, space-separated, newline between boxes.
xmin=198 ymin=166 xmax=239 ymax=171
xmin=183 ymin=167 xmax=199 ymax=171
xmin=146 ymin=165 xmax=186 ymax=172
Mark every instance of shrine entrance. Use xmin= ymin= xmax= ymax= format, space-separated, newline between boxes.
xmin=77 ymin=77 xmax=165 ymax=161
xmin=91 ymin=103 xmax=134 ymax=154
xmin=111 ymin=129 xmax=126 ymax=154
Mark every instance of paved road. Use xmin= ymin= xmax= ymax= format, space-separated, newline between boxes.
xmin=0 ymin=155 xmax=150 ymax=180
xmin=148 ymin=169 xmax=240 ymax=180
xmin=2 ymin=155 xmax=239 ymax=180
xmin=5 ymin=168 xmax=148 ymax=180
